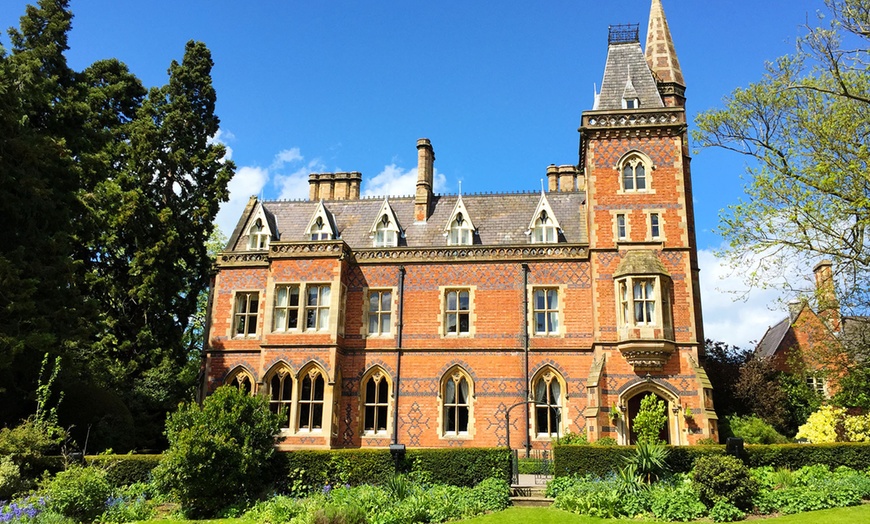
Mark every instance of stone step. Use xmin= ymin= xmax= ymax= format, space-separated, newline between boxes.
xmin=511 ymin=486 xmax=546 ymax=497
xmin=510 ymin=495 xmax=555 ymax=507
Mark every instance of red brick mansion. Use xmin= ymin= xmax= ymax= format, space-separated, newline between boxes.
xmin=203 ymin=0 xmax=717 ymax=449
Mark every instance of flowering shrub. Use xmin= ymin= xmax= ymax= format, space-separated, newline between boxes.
xmin=796 ymin=406 xmax=846 ymax=442
xmin=844 ymin=413 xmax=870 ymax=442
xmin=0 ymin=497 xmax=45 ymax=523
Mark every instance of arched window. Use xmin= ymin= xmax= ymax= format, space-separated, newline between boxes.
xmin=374 ymin=214 xmax=397 ymax=247
xmin=533 ymin=370 xmax=563 ymax=437
xmin=532 ymin=210 xmax=558 ymax=243
xmin=362 ymin=370 xmax=390 ymax=435
xmin=298 ymin=368 xmax=325 ymax=431
xmin=448 ymin=212 xmax=473 ymax=246
xmin=621 ymin=155 xmax=649 ymax=192
xmin=248 ymin=217 xmax=270 ymax=249
xmin=227 ymin=369 xmax=254 ymax=395
xmin=310 ymin=216 xmax=331 ymax=240
xmin=443 ymin=370 xmax=472 ymax=435
xmin=267 ymin=368 xmax=293 ymax=428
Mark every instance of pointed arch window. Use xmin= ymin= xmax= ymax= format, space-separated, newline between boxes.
xmin=298 ymin=369 xmax=325 ymax=431
xmin=363 ymin=371 xmax=390 ymax=434
xmin=443 ymin=371 xmax=471 ymax=435
xmin=268 ymin=369 xmax=293 ymax=428
xmin=448 ymin=212 xmax=473 ymax=246
xmin=621 ymin=155 xmax=649 ymax=192
xmin=310 ymin=216 xmax=331 ymax=240
xmin=374 ymin=214 xmax=398 ymax=247
xmin=532 ymin=210 xmax=558 ymax=243
xmin=248 ymin=217 xmax=270 ymax=250
xmin=533 ymin=371 xmax=563 ymax=437
xmin=227 ymin=370 xmax=254 ymax=395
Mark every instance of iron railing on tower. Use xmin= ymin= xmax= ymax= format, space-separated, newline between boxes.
xmin=608 ymin=23 xmax=639 ymax=45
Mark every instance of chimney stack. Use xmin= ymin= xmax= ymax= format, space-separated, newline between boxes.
xmin=813 ymin=260 xmax=840 ymax=331
xmin=308 ymin=172 xmax=362 ymax=201
xmin=415 ymin=138 xmax=435 ymax=222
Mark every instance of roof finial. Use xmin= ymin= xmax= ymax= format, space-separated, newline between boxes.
xmin=540 ymin=178 xmax=545 ymax=194
xmin=458 ymin=180 xmax=462 ymax=197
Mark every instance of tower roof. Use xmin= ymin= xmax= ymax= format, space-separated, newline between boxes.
xmin=645 ymin=0 xmax=684 ymax=86
xmin=594 ymin=36 xmax=663 ymax=110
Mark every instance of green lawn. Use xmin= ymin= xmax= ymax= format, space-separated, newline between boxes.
xmin=457 ymin=505 xmax=870 ymax=524
xmin=140 ymin=503 xmax=870 ymax=523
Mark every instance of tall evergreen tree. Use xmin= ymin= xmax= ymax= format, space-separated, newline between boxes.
xmin=0 ymin=0 xmax=89 ymax=424
xmin=1 ymin=1 xmax=234 ymax=450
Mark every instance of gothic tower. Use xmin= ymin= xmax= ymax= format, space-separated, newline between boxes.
xmin=580 ymin=0 xmax=715 ymax=444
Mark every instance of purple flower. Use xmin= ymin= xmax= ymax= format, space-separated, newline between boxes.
xmin=322 ymin=484 xmax=332 ymax=495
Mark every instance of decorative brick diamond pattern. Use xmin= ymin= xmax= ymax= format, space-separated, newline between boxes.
xmin=342 ymin=401 xmax=355 ymax=445
xmin=403 ymin=402 xmax=430 ymax=446
xmin=530 ymin=262 xmax=591 ymax=289
xmin=401 ymin=378 xmax=438 ymax=396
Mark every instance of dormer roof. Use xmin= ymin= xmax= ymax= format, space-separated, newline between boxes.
xmin=443 ymin=195 xmax=476 ymax=233
xmin=527 ymin=191 xmax=562 ymax=233
xmin=305 ymin=201 xmax=337 ymax=240
xmin=369 ymin=198 xmax=403 ymax=237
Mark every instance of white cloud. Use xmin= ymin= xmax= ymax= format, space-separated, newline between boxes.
xmin=362 ymin=164 xmax=448 ymax=198
xmin=208 ymin=128 xmax=234 ymax=161
xmin=275 ymin=159 xmax=325 ymax=200
xmin=215 ymin=165 xmax=269 ymax=236
xmin=698 ymin=248 xmax=789 ymax=349
xmin=271 ymin=148 xmax=303 ymax=170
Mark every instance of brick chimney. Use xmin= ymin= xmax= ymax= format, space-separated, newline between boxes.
xmin=546 ymin=165 xmax=581 ymax=192
xmin=415 ymin=138 xmax=435 ymax=222
xmin=308 ymin=172 xmax=362 ymax=201
xmin=813 ymin=260 xmax=841 ymax=332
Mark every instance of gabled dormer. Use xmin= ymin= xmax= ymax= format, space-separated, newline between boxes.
xmin=247 ymin=203 xmax=274 ymax=250
xmin=305 ymin=201 xmax=337 ymax=241
xmin=444 ymin=196 xmax=476 ymax=246
xmin=622 ymin=70 xmax=640 ymax=109
xmin=527 ymin=192 xmax=561 ymax=244
xmin=369 ymin=198 xmax=402 ymax=248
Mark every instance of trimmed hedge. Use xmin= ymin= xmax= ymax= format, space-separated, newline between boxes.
xmin=553 ymin=442 xmax=870 ymax=478
xmin=275 ymin=447 xmax=511 ymax=490
xmin=86 ymin=454 xmax=162 ymax=487
xmin=407 ymin=448 xmax=511 ymax=487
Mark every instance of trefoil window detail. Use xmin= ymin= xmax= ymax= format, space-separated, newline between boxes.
xmin=248 ymin=217 xmax=270 ymax=250
xmin=534 ymin=371 xmax=562 ymax=437
xmin=268 ymin=369 xmax=293 ymax=428
xmin=443 ymin=371 xmax=470 ymax=435
xmin=622 ymin=157 xmax=647 ymax=191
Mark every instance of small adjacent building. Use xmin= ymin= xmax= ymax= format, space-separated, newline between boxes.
xmin=202 ymin=0 xmax=717 ymax=449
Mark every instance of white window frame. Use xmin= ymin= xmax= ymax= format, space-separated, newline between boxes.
xmin=616 ymin=213 xmax=627 ymax=241
xmin=233 ymin=291 xmax=259 ymax=337
xmin=532 ymin=370 xmax=564 ymax=439
xmin=532 ymin=211 xmax=558 ymax=243
xmin=304 ymin=284 xmax=331 ymax=331
xmin=248 ymin=217 xmax=270 ymax=250
xmin=367 ymin=289 xmax=393 ymax=336
xmin=444 ymin=288 xmax=472 ymax=336
xmin=273 ymin=284 xmax=301 ymax=332
xmin=448 ymin=212 xmax=474 ymax=246
xmin=442 ymin=370 xmax=472 ymax=437
xmin=532 ymin=288 xmax=560 ymax=335
xmin=297 ymin=368 xmax=326 ymax=432
xmin=362 ymin=370 xmax=391 ymax=436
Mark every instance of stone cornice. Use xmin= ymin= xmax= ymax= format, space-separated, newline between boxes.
xmin=217 ymin=241 xmax=590 ymax=267
xmin=579 ymin=107 xmax=686 ymax=139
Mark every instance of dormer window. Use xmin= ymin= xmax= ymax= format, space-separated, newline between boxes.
xmin=528 ymin=193 xmax=561 ymax=244
xmin=532 ymin=211 xmax=557 ymax=243
xmin=249 ymin=218 xmax=270 ymax=250
xmin=444 ymin=195 xmax=476 ymax=247
xmin=448 ymin=212 xmax=473 ymax=246
xmin=370 ymin=198 xmax=401 ymax=248
xmin=305 ymin=201 xmax=336 ymax=241
xmin=375 ymin=214 xmax=397 ymax=247
xmin=310 ymin=217 xmax=330 ymax=240
xmin=623 ymin=98 xmax=639 ymax=109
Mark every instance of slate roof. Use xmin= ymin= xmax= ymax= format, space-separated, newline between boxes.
xmin=754 ymin=316 xmax=791 ymax=359
xmin=229 ymin=191 xmax=587 ymax=251
xmin=595 ymin=41 xmax=663 ymax=110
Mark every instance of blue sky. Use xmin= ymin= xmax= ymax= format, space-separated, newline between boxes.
xmin=1 ymin=0 xmax=826 ymax=347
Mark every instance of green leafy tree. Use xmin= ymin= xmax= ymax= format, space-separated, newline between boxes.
xmin=633 ymin=394 xmax=667 ymax=445
xmin=703 ymin=340 xmax=753 ymax=421
xmin=734 ymin=357 xmax=820 ymax=436
xmin=695 ymin=0 xmax=870 ymax=413
xmin=153 ymin=386 xmax=283 ymax=518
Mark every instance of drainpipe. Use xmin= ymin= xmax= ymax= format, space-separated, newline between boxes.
xmin=393 ymin=266 xmax=406 ymax=445
xmin=521 ymin=263 xmax=531 ymax=457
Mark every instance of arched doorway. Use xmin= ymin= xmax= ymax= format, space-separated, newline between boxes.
xmin=626 ymin=391 xmax=670 ymax=444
